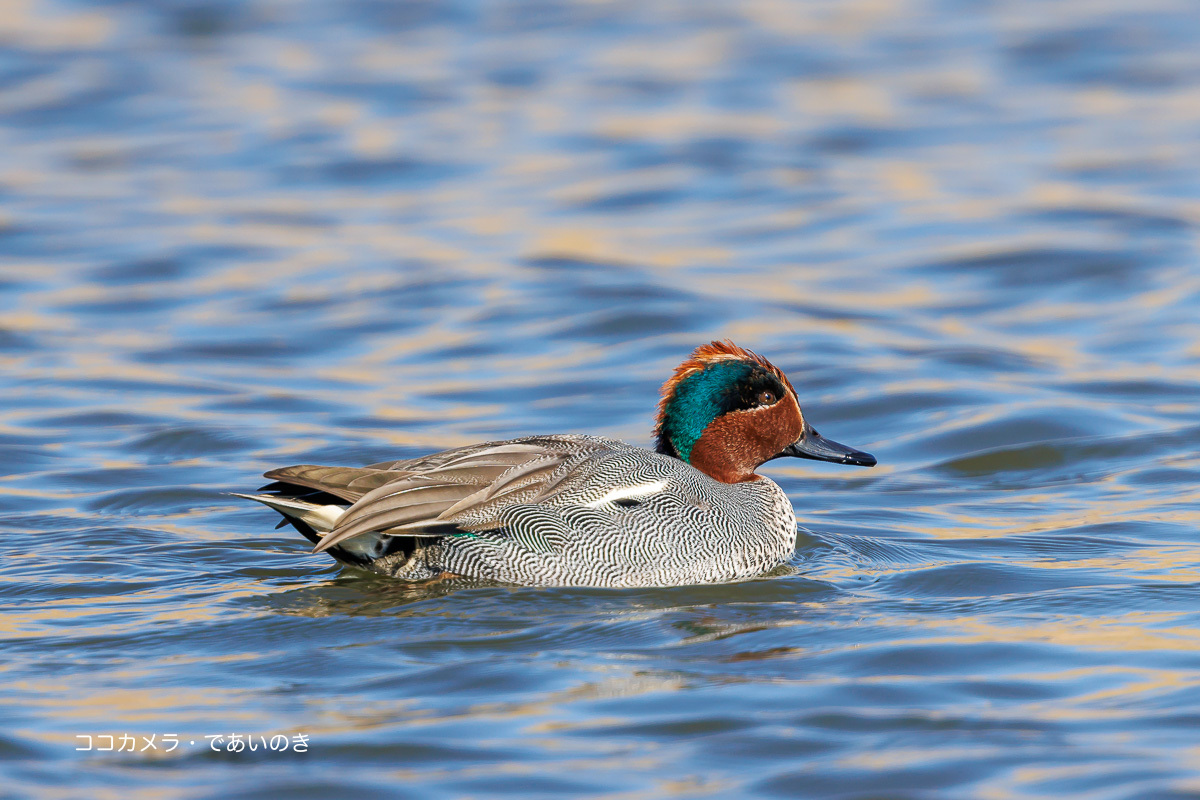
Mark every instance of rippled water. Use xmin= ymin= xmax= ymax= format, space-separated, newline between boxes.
xmin=4 ymin=0 xmax=1200 ymax=797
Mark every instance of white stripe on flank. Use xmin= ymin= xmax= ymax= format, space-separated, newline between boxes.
xmin=585 ymin=479 xmax=667 ymax=509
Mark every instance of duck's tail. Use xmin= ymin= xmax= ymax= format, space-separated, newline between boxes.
xmin=232 ymin=493 xmax=344 ymax=533
xmin=232 ymin=492 xmax=386 ymax=567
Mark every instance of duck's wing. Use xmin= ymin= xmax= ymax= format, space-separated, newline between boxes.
xmin=259 ymin=464 xmax=405 ymax=502
xmin=264 ymin=436 xmax=626 ymax=553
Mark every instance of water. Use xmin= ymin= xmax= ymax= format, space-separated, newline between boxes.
xmin=3 ymin=0 xmax=1200 ymax=796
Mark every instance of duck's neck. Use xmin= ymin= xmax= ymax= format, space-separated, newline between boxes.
xmin=685 ymin=412 xmax=764 ymax=483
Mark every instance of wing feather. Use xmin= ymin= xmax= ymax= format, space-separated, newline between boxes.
xmin=261 ymin=465 xmax=408 ymax=502
xmin=264 ymin=436 xmax=632 ymax=554
xmin=315 ymin=499 xmax=464 ymax=550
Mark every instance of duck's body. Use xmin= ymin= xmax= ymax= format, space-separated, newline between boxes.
xmin=247 ymin=434 xmax=798 ymax=586
xmin=240 ymin=341 xmax=875 ymax=587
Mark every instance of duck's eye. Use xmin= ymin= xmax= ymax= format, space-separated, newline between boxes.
xmin=757 ymin=390 xmax=777 ymax=405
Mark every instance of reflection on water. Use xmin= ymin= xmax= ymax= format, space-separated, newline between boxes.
xmin=3 ymin=0 xmax=1200 ymax=796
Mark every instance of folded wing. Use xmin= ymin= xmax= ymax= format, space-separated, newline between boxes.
xmin=261 ymin=436 xmax=622 ymax=553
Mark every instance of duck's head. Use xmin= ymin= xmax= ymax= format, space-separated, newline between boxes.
xmin=654 ymin=340 xmax=876 ymax=483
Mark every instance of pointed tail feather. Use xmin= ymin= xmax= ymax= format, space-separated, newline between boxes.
xmin=235 ymin=492 xmax=432 ymax=573
xmin=231 ymin=492 xmax=347 ymax=534
xmin=236 ymin=487 xmax=452 ymax=572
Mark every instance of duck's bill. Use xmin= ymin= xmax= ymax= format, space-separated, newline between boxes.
xmin=779 ymin=431 xmax=876 ymax=467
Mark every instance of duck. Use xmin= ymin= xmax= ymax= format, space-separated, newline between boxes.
xmin=237 ymin=340 xmax=876 ymax=587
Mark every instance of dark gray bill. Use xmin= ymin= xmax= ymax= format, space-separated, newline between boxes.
xmin=778 ymin=429 xmax=876 ymax=467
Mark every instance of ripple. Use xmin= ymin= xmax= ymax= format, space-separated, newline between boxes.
xmin=928 ymin=246 xmax=1153 ymax=294
xmin=934 ymin=424 xmax=1200 ymax=479
xmin=127 ymin=426 xmax=258 ymax=459
xmin=879 ymin=561 xmax=1119 ymax=599
xmin=86 ymin=487 xmax=228 ymax=514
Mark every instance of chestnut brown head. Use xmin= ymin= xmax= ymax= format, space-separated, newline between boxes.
xmin=654 ymin=341 xmax=875 ymax=483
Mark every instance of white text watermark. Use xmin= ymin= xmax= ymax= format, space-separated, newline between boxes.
xmin=75 ymin=733 xmax=309 ymax=753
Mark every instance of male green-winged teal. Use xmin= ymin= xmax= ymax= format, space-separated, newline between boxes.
xmin=238 ymin=341 xmax=876 ymax=587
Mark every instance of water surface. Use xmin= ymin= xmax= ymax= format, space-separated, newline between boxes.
xmin=3 ymin=0 xmax=1200 ymax=797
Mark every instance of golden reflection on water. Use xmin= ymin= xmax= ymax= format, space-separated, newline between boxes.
xmin=917 ymin=615 xmax=1200 ymax=657
xmin=0 ymin=0 xmax=112 ymax=50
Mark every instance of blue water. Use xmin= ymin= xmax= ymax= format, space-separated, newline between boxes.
xmin=3 ymin=0 xmax=1200 ymax=797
